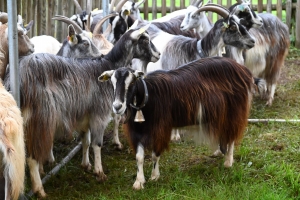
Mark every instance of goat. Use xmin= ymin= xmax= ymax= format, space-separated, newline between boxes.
xmin=4 ymin=23 xmax=158 ymax=198
xmin=30 ymin=35 xmax=62 ymax=55
xmin=133 ymin=6 xmax=255 ymax=73
xmin=0 ymin=14 xmax=34 ymax=80
xmin=228 ymin=0 xmax=290 ymax=105
xmin=99 ymin=56 xmax=255 ymax=190
xmin=0 ymin=81 xmax=25 ymax=200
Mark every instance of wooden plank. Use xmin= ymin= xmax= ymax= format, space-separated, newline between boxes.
xmin=180 ymin=0 xmax=184 ymax=9
xmin=286 ymin=0 xmax=292 ymax=33
xmin=276 ymin=0 xmax=282 ymax=20
xmin=170 ymin=0 xmax=175 ymax=13
xmin=17 ymin=0 xmax=22 ymax=15
xmin=217 ymin=0 xmax=222 ymax=20
xmin=296 ymin=0 xmax=300 ymax=48
xmin=32 ymin=0 xmax=37 ymax=37
xmin=56 ymin=0 xmax=63 ymax=41
xmin=257 ymin=0 xmax=263 ymax=13
xmin=143 ymin=0 xmax=148 ymax=20
xmin=22 ymin=0 xmax=28 ymax=24
xmin=266 ymin=0 xmax=272 ymax=13
xmin=162 ymin=0 xmax=166 ymax=16
xmin=152 ymin=0 xmax=157 ymax=20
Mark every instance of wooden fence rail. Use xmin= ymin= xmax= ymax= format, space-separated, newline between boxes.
xmin=1 ymin=0 xmax=300 ymax=48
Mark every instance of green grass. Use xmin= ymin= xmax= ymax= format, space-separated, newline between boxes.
xmin=23 ymin=48 xmax=300 ymax=200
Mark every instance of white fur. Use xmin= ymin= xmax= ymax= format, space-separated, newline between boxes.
xmin=30 ymin=35 xmax=62 ymax=54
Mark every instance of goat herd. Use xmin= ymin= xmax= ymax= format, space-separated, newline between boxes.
xmin=0 ymin=0 xmax=290 ymax=199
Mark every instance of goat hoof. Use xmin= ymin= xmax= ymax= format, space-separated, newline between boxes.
xmin=35 ymin=188 xmax=47 ymax=198
xmin=224 ymin=160 xmax=234 ymax=168
xmin=81 ymin=163 xmax=92 ymax=171
xmin=133 ymin=181 xmax=145 ymax=190
xmin=96 ymin=172 xmax=107 ymax=182
xmin=212 ymin=149 xmax=223 ymax=157
xmin=113 ymin=143 xmax=123 ymax=150
xmin=150 ymin=175 xmax=160 ymax=181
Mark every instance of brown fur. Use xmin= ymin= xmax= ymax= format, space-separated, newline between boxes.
xmin=0 ymin=81 xmax=25 ymax=200
xmin=123 ymin=57 xmax=254 ymax=156
xmin=0 ymin=23 xmax=34 ymax=80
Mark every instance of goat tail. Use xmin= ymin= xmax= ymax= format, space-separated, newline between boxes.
xmin=0 ymin=83 xmax=26 ymax=200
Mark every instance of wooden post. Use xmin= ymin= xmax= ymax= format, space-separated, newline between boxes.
xmin=22 ymin=0 xmax=28 ymax=24
xmin=17 ymin=0 xmax=21 ymax=16
xmin=296 ymin=0 xmax=300 ymax=48
xmin=56 ymin=0 xmax=63 ymax=41
xmin=170 ymin=0 xmax=175 ymax=13
xmin=277 ymin=0 xmax=282 ymax=20
xmin=162 ymin=0 xmax=166 ymax=16
xmin=286 ymin=0 xmax=292 ymax=33
xmin=180 ymin=0 xmax=184 ymax=9
xmin=143 ymin=0 xmax=149 ymax=20
xmin=152 ymin=0 xmax=157 ymax=20
xmin=257 ymin=0 xmax=263 ymax=13
xmin=266 ymin=0 xmax=272 ymax=13
xmin=217 ymin=0 xmax=222 ymax=20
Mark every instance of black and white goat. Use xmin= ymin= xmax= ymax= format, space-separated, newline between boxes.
xmin=4 ymin=24 xmax=159 ymax=198
xmin=133 ymin=6 xmax=255 ymax=73
xmin=228 ymin=0 xmax=290 ymax=105
xmin=99 ymin=56 xmax=255 ymax=190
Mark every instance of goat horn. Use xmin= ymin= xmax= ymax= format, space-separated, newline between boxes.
xmin=134 ymin=0 xmax=146 ymax=9
xmin=192 ymin=0 xmax=203 ymax=7
xmin=86 ymin=13 xmax=92 ymax=32
xmin=0 ymin=12 xmax=8 ymax=24
xmin=115 ymin=0 xmax=128 ymax=13
xmin=93 ymin=13 xmax=118 ymax=34
xmin=73 ymin=0 xmax=83 ymax=13
xmin=52 ymin=15 xmax=83 ymax=34
xmin=204 ymin=3 xmax=230 ymax=12
xmin=194 ymin=5 xmax=229 ymax=18
xmin=109 ymin=0 xmax=117 ymax=12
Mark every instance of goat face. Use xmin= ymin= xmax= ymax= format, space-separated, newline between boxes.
xmin=180 ymin=5 xmax=206 ymax=31
xmin=122 ymin=0 xmax=144 ymax=20
xmin=99 ymin=67 xmax=143 ymax=115
xmin=57 ymin=25 xmax=101 ymax=58
xmin=133 ymin=31 xmax=160 ymax=63
xmin=230 ymin=2 xmax=263 ymax=29
xmin=221 ymin=15 xmax=255 ymax=49
xmin=15 ymin=24 xmax=35 ymax=56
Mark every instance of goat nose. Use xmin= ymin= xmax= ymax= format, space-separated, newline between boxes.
xmin=113 ymin=102 xmax=122 ymax=111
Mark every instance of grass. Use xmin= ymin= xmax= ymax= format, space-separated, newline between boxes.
xmin=23 ymin=47 xmax=300 ymax=199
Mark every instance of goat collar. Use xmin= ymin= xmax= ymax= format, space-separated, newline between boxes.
xmin=197 ymin=40 xmax=208 ymax=58
xmin=130 ymin=78 xmax=149 ymax=110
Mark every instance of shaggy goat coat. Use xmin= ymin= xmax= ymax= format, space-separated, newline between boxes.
xmin=0 ymin=81 xmax=25 ymax=200
xmin=123 ymin=57 xmax=254 ymax=155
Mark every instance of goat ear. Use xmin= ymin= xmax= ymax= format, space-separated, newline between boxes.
xmin=98 ymin=70 xmax=115 ymax=82
xmin=130 ymin=23 xmax=151 ymax=40
xmin=24 ymin=20 xmax=34 ymax=33
xmin=68 ymin=25 xmax=78 ymax=45
xmin=133 ymin=70 xmax=144 ymax=78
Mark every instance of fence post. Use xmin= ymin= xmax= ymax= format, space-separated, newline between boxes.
xmin=277 ymin=0 xmax=282 ymax=20
xmin=266 ymin=0 xmax=272 ymax=13
xmin=296 ymin=0 xmax=300 ymax=48
xmin=257 ymin=0 xmax=263 ymax=13
xmin=286 ymin=0 xmax=292 ymax=33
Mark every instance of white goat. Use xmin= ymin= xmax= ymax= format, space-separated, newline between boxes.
xmin=30 ymin=35 xmax=62 ymax=55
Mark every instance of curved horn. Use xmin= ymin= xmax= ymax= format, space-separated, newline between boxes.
xmin=73 ymin=0 xmax=83 ymax=13
xmin=192 ymin=0 xmax=203 ymax=7
xmin=194 ymin=5 xmax=229 ymax=18
xmin=52 ymin=15 xmax=83 ymax=33
xmin=0 ymin=12 xmax=8 ymax=24
xmin=109 ymin=0 xmax=117 ymax=12
xmin=86 ymin=13 xmax=92 ymax=32
xmin=93 ymin=13 xmax=118 ymax=34
xmin=134 ymin=0 xmax=146 ymax=9
xmin=204 ymin=3 xmax=230 ymax=12
xmin=115 ymin=0 xmax=128 ymax=12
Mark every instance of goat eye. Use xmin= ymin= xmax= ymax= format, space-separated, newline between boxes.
xmin=191 ymin=15 xmax=196 ymax=19
xmin=83 ymin=41 xmax=89 ymax=46
xmin=18 ymin=31 xmax=24 ymax=36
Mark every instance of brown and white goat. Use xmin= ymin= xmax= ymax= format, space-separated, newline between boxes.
xmin=0 ymin=81 xmax=25 ymax=200
xmin=4 ymin=24 xmax=159 ymax=198
xmin=99 ymin=56 xmax=255 ymax=190
xmin=0 ymin=15 xmax=34 ymax=80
